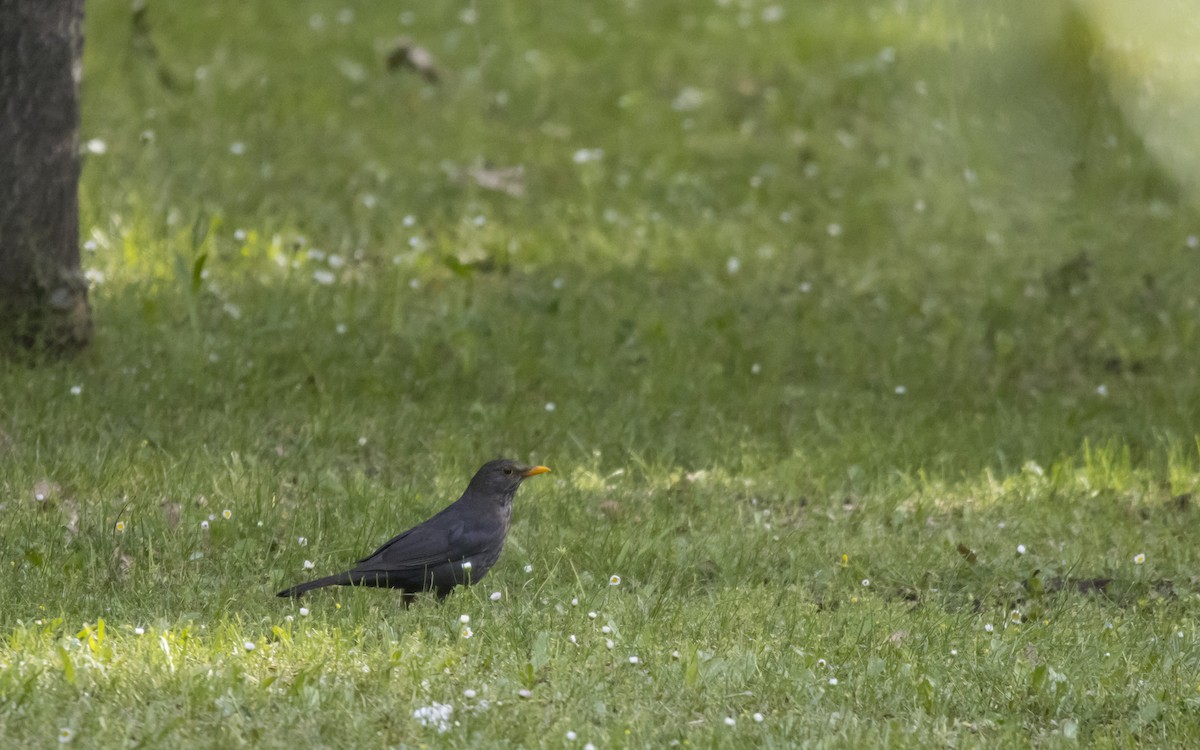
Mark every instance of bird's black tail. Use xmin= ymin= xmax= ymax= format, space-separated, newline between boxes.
xmin=277 ymin=571 xmax=354 ymax=598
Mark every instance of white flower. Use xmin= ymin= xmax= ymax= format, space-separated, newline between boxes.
xmin=312 ymin=270 xmax=335 ymax=285
xmin=628 ymin=655 xmax=640 ymax=664
xmin=1017 ymin=544 xmax=1027 ymax=555
xmin=222 ymin=509 xmax=232 ymax=520
xmin=70 ymin=385 xmax=83 ymax=396
xmin=566 ymin=730 xmax=578 ymax=741
xmin=726 ymin=257 xmax=741 ymax=274
xmin=299 ymin=607 xmax=310 ymax=617
xmin=609 ymin=575 xmax=621 ymax=586
xmin=724 ymin=717 xmax=736 ymax=727
xmin=828 ymin=677 xmax=838 ymax=686
xmin=861 ymin=579 xmax=870 ymax=587
xmin=85 ymin=138 xmax=107 ymax=155
xmin=463 ymin=689 xmax=477 ymax=698
xmin=544 ymin=402 xmax=556 ymax=412
xmin=303 ymin=560 xmax=315 ymax=570
xmin=412 ymin=702 xmax=453 ymax=733
xmin=572 ymin=148 xmax=604 ymax=164
xmin=229 ymin=141 xmax=246 ymax=155
xmin=517 ymin=688 xmax=532 ymax=699
xmin=672 ymin=87 xmax=705 ymax=112
xmin=816 ymin=658 xmax=827 ymax=669
xmin=1133 ymin=553 xmax=1146 ymax=565
xmin=1096 ymin=384 xmax=1109 ymax=397
xmin=601 ymin=626 xmax=611 ymax=634
xmin=298 ymin=537 xmax=308 ymax=546
xmin=115 ymin=521 xmax=126 ymax=533
xmin=571 ymin=597 xmax=579 ymax=606
xmin=134 ymin=627 xmax=145 ymax=636
xmin=524 ymin=564 xmax=533 ymax=574
xmin=490 ymin=591 xmax=502 ymax=601
xmin=200 ymin=520 xmax=210 ymax=531
xmin=894 ymin=385 xmax=907 ymax=395
xmin=569 ymin=634 xmax=577 ymax=644
xmin=243 ymin=641 xmax=255 ymax=651
xmin=984 ymin=623 xmax=994 ymax=633
xmin=58 ymin=727 xmax=75 ymax=744
xmin=588 ymin=611 xmax=597 ymax=619
xmin=753 ymin=712 xmax=764 ymax=722
xmin=461 ymin=626 xmax=474 ymax=639
xmin=605 ymin=638 xmax=614 ymax=650
xmin=459 ymin=614 xmax=470 ymax=624
xmin=461 ymin=561 xmax=473 ymax=573
xmin=357 ymin=436 xmax=368 ymax=446
xmin=751 ymin=363 xmax=761 ymax=375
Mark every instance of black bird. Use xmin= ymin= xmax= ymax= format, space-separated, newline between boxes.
xmin=277 ymin=459 xmax=550 ymax=601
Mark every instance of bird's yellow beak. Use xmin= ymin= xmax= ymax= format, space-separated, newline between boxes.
xmin=522 ymin=465 xmax=551 ymax=477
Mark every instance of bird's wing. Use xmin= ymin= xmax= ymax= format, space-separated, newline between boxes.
xmin=353 ymin=519 xmax=478 ymax=572
xmin=356 ymin=527 xmax=415 ymax=563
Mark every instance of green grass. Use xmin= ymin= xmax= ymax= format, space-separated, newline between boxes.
xmin=4 ymin=0 xmax=1200 ymax=746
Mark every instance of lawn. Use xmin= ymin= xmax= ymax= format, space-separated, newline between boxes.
xmin=3 ymin=0 xmax=1200 ymax=746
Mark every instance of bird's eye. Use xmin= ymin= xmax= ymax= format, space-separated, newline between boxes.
xmin=503 ymin=468 xmax=513 ymax=475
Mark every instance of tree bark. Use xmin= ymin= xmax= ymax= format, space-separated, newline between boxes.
xmin=0 ymin=0 xmax=91 ymax=354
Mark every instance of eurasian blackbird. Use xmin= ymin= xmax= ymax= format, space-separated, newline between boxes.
xmin=277 ymin=459 xmax=550 ymax=600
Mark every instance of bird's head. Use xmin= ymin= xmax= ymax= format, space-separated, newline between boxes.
xmin=469 ymin=458 xmax=551 ymax=498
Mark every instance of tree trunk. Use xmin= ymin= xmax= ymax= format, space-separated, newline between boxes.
xmin=0 ymin=0 xmax=91 ymax=354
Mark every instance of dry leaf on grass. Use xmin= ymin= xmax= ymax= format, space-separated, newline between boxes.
xmin=387 ymin=37 xmax=440 ymax=83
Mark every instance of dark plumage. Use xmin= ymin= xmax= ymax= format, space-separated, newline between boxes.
xmin=277 ymin=459 xmax=550 ymax=601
